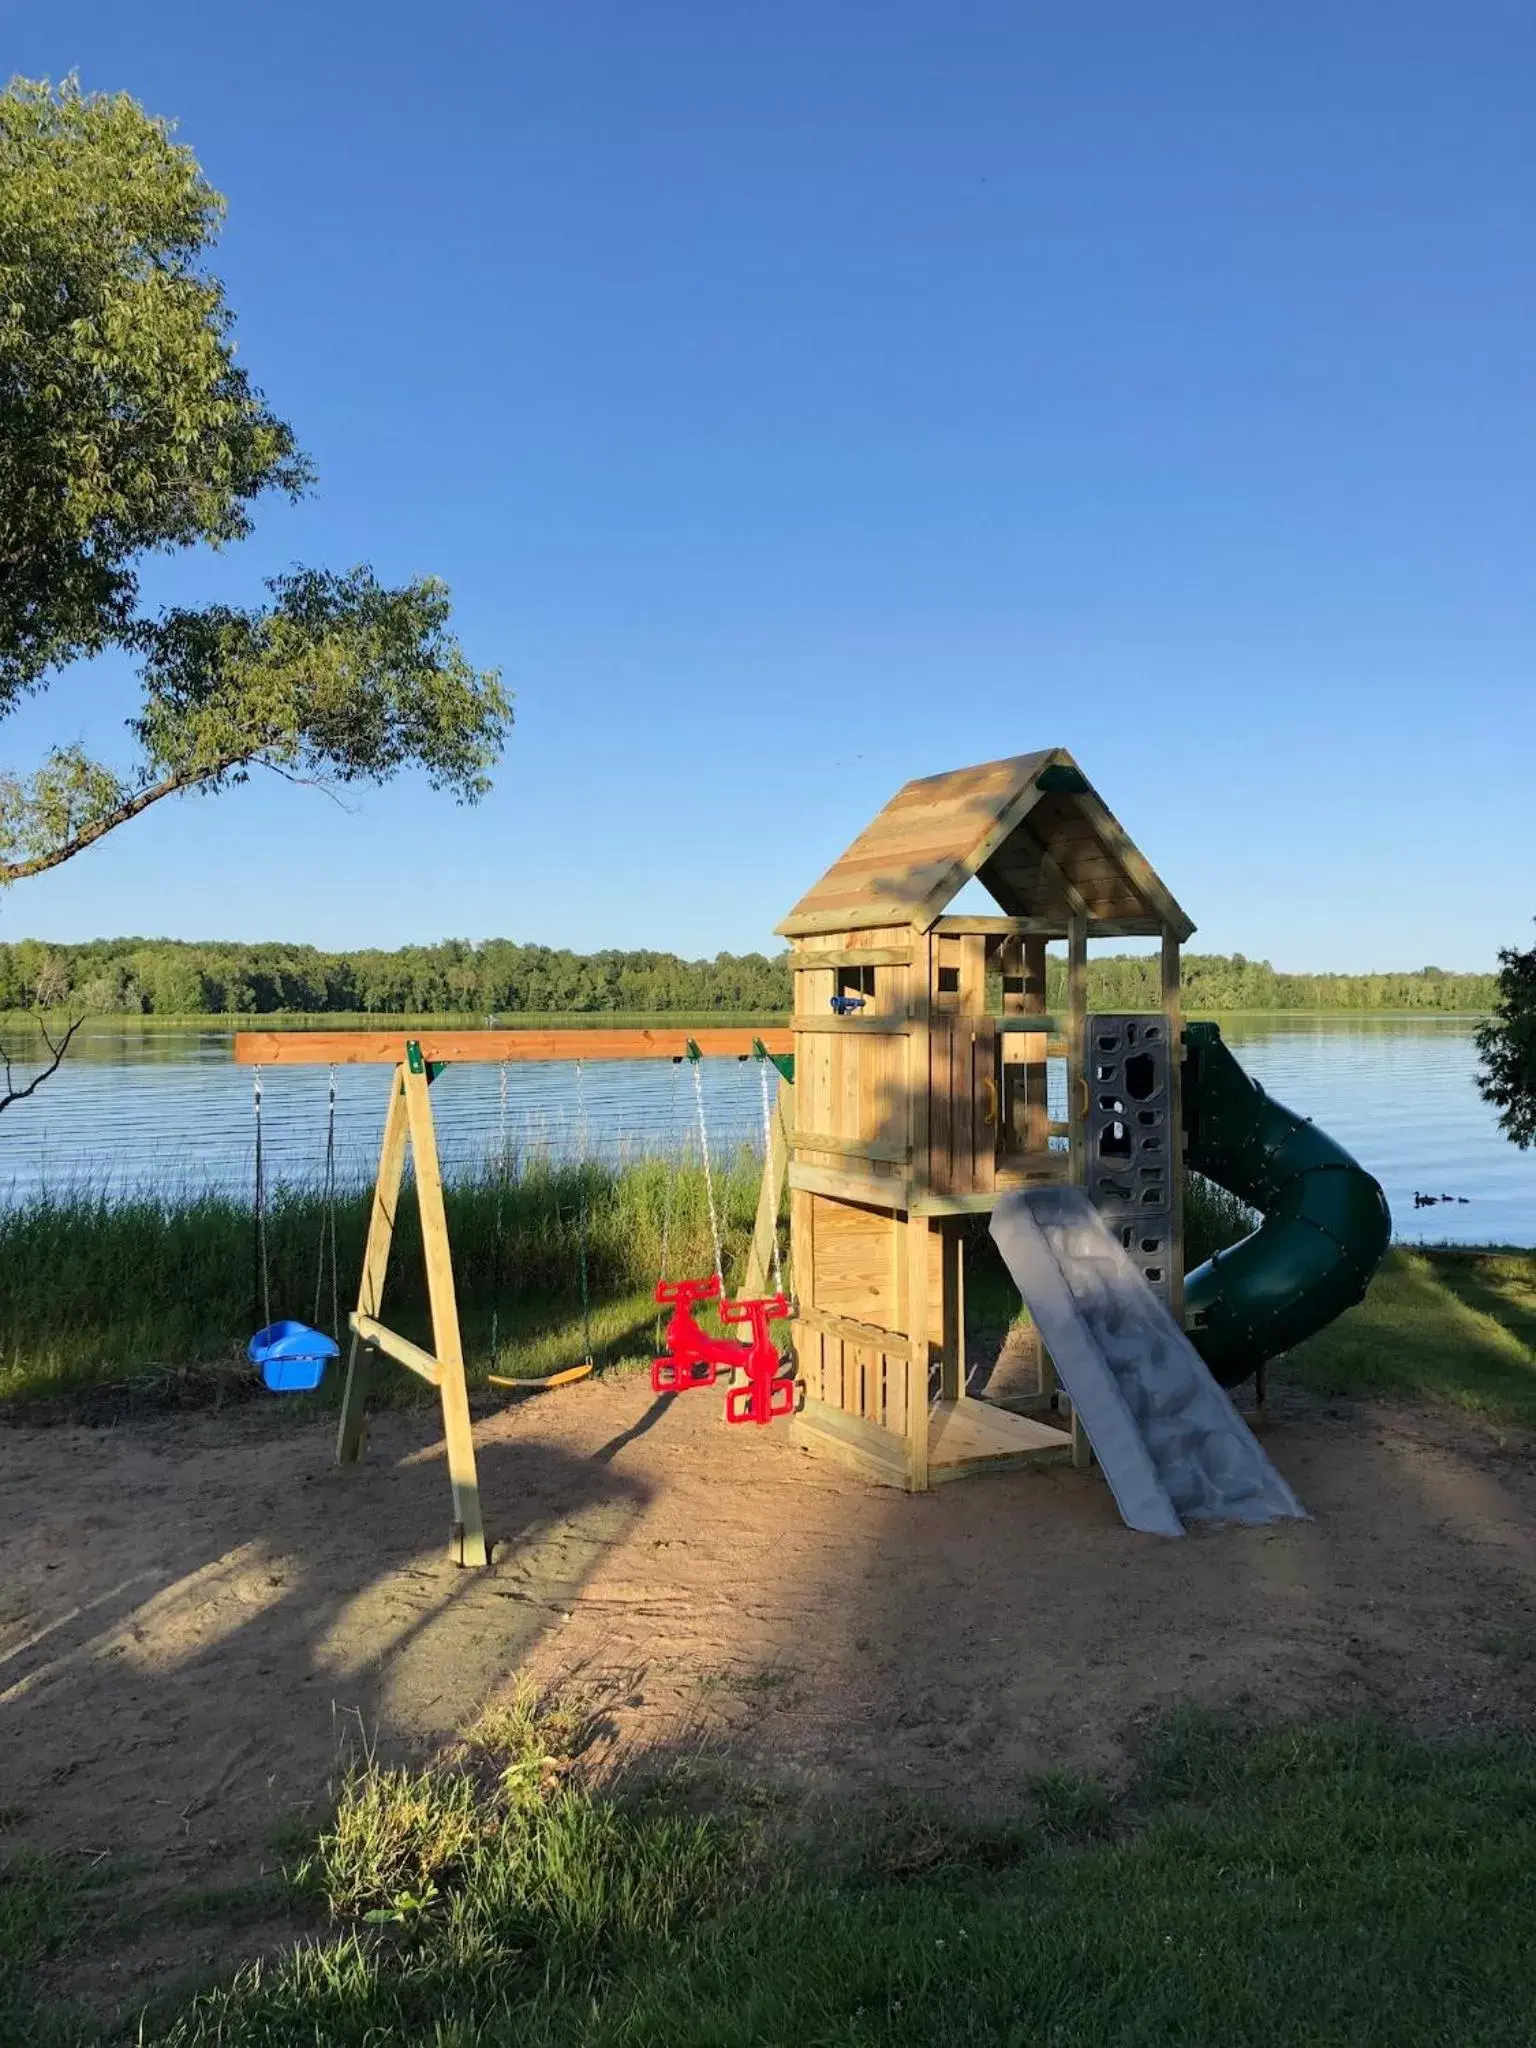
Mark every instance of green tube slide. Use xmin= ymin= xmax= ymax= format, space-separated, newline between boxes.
xmin=1181 ymin=1021 xmax=1391 ymax=1387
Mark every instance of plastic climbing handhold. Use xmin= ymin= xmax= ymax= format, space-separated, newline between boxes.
xmin=248 ymin=1319 xmax=340 ymax=1393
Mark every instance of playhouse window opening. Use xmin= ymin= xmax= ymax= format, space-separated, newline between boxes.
xmin=839 ymin=964 xmax=877 ymax=998
xmin=937 ymin=967 xmax=960 ymax=995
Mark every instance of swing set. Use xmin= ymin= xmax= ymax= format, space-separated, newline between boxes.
xmin=234 ymin=1027 xmax=795 ymax=1566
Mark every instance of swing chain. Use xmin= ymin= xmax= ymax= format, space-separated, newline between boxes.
xmin=313 ymin=1066 xmax=340 ymax=1338
xmin=575 ymin=1059 xmax=594 ymax=1368
xmin=253 ymin=1067 xmax=272 ymax=1333
xmin=490 ymin=1060 xmax=510 ymax=1366
xmin=753 ymin=1048 xmax=785 ymax=1297
xmin=690 ymin=1045 xmax=725 ymax=1295
xmin=656 ymin=1055 xmax=684 ymax=1350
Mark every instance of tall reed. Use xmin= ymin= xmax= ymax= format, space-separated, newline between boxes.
xmin=0 ymin=1150 xmax=769 ymax=1407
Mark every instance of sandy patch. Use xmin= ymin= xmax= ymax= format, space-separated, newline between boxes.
xmin=2 ymin=1369 xmax=1533 ymax=1881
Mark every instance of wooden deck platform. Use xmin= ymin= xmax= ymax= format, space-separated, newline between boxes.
xmin=789 ymin=1392 xmax=1072 ymax=1490
xmin=927 ymin=1396 xmax=1073 ymax=1482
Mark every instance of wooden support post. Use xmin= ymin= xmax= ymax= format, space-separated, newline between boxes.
xmin=905 ymin=1214 xmax=931 ymax=1489
xmin=1071 ymin=1402 xmax=1092 ymax=1470
xmin=1161 ymin=929 xmax=1185 ymax=1327
xmin=336 ymin=1066 xmax=411 ymax=1466
xmin=1023 ymin=934 xmax=1049 ymax=1161
xmin=402 ymin=1061 xmax=487 ymax=1568
xmin=1039 ymin=1340 xmax=1059 ymax=1410
xmin=905 ymin=925 xmax=932 ymax=1491
xmin=1065 ymin=915 xmax=1090 ymax=1463
xmin=1067 ymin=914 xmax=1088 ymax=1189
xmin=939 ymin=1223 xmax=965 ymax=1401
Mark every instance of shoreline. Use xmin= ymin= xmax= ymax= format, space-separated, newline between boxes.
xmin=0 ymin=1006 xmax=1496 ymax=1028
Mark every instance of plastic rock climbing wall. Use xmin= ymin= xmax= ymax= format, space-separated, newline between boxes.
xmin=1085 ymin=1013 xmax=1176 ymax=1307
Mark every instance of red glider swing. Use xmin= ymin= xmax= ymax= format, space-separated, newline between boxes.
xmin=651 ymin=1044 xmax=794 ymax=1427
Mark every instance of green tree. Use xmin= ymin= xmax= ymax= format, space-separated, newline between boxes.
xmin=1475 ymin=926 xmax=1536 ymax=1149
xmin=0 ymin=76 xmax=509 ymax=887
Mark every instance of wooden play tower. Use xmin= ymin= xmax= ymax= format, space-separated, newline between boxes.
xmin=771 ymin=746 xmax=1195 ymax=1491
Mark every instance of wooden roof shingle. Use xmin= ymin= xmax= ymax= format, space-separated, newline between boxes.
xmin=776 ymin=748 xmax=1194 ymax=939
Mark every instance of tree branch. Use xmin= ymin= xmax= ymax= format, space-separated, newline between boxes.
xmin=0 ymin=767 xmax=220 ymax=883
xmin=261 ymin=761 xmax=357 ymax=812
xmin=0 ymin=1011 xmax=85 ymax=1116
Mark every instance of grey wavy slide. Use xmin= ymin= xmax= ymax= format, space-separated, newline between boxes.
xmin=989 ymin=1187 xmax=1308 ymax=1538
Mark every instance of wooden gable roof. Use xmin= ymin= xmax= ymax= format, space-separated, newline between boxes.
xmin=777 ymin=748 xmax=1195 ymax=940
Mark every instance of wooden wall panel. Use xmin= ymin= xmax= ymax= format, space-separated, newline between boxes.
xmin=927 ymin=1016 xmax=997 ymax=1194
xmin=810 ymin=1195 xmax=900 ymax=1326
xmin=890 ymin=1220 xmax=946 ymax=1347
xmin=792 ymin=928 xmax=911 ymax=1181
xmin=790 ymin=1184 xmax=819 ymax=1402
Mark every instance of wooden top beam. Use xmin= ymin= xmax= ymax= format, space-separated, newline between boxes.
xmin=233 ymin=1027 xmax=794 ymax=1067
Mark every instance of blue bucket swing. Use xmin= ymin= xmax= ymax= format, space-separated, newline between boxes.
xmin=248 ymin=1067 xmax=342 ymax=1392
xmin=248 ymin=1318 xmax=339 ymax=1392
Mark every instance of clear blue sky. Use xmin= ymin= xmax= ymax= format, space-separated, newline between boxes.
xmin=8 ymin=2 xmax=1534 ymax=971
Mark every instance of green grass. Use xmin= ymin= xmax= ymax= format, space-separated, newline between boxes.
xmin=5 ymin=1700 xmax=1536 ymax=2045
xmin=0 ymin=1152 xmax=771 ymax=1413
xmin=1174 ymin=1177 xmax=1536 ymax=1431
xmin=1287 ymin=1245 xmax=1536 ymax=1429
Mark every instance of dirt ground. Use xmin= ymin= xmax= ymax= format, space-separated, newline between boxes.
xmin=3 ymin=1368 xmax=1534 ymax=1889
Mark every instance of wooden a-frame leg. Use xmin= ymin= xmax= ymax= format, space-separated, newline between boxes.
xmin=336 ymin=1066 xmax=411 ymax=1466
xmin=403 ymin=1062 xmax=488 ymax=1568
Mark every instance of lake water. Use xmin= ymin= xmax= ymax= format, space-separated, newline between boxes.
xmin=0 ymin=1018 xmax=1531 ymax=1248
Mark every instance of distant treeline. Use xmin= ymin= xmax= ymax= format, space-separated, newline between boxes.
xmin=0 ymin=937 xmax=1497 ymax=1017
xmin=0 ymin=937 xmax=790 ymax=1017
xmin=1058 ymin=954 xmax=1496 ymax=1015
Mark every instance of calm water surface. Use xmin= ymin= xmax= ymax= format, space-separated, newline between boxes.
xmin=0 ymin=1018 xmax=1530 ymax=1248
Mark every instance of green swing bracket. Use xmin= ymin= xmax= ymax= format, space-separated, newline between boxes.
xmin=404 ymin=1039 xmax=447 ymax=1083
xmin=753 ymin=1037 xmax=795 ymax=1085
xmin=685 ymin=1038 xmax=702 ymax=1063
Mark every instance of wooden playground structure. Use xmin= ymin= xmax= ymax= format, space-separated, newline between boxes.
xmin=233 ymin=746 xmax=1195 ymax=1562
